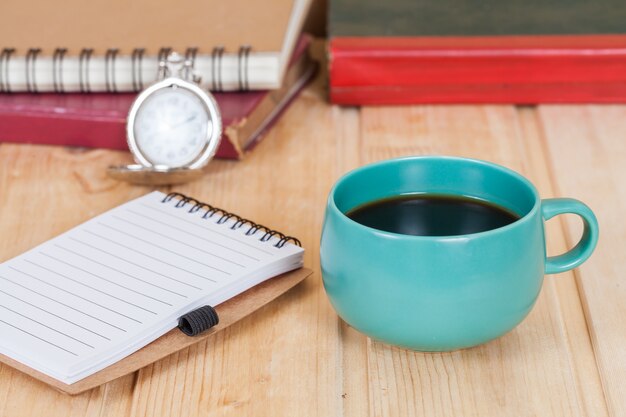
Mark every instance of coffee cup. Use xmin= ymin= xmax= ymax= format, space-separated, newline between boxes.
xmin=320 ymin=156 xmax=598 ymax=351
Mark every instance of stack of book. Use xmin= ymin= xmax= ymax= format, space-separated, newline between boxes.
xmin=0 ymin=0 xmax=316 ymax=159
xmin=329 ymin=0 xmax=626 ymax=104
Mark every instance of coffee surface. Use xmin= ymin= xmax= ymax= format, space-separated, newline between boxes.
xmin=347 ymin=194 xmax=520 ymax=236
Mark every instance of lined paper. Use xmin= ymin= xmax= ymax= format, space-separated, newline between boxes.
xmin=0 ymin=191 xmax=303 ymax=383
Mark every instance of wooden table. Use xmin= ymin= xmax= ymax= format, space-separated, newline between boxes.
xmin=1 ymin=59 xmax=625 ymax=417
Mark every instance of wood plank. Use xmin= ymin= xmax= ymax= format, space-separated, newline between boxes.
xmin=517 ymin=108 xmax=609 ymax=417
xmin=332 ymin=106 xmax=371 ymax=417
xmin=538 ymin=105 xmax=626 ymax=417
xmin=352 ymin=104 xmax=605 ymax=417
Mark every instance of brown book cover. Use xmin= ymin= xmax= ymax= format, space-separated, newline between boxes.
xmin=0 ymin=0 xmax=312 ymax=91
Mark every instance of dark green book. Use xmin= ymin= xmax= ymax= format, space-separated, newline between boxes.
xmin=329 ymin=0 xmax=626 ymax=104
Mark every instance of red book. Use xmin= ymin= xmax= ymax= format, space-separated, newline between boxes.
xmin=329 ymin=0 xmax=626 ymax=104
xmin=0 ymin=36 xmax=316 ymax=159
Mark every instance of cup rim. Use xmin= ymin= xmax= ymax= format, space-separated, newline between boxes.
xmin=328 ymin=155 xmax=541 ymax=240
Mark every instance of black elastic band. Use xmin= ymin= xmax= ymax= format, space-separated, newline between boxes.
xmin=178 ymin=305 xmax=219 ymax=336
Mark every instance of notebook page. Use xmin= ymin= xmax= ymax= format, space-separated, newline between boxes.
xmin=0 ymin=191 xmax=303 ymax=383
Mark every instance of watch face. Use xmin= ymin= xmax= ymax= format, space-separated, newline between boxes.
xmin=133 ymin=86 xmax=212 ymax=167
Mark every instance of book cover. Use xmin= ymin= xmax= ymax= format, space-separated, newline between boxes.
xmin=329 ymin=0 xmax=626 ymax=104
xmin=0 ymin=0 xmax=312 ymax=92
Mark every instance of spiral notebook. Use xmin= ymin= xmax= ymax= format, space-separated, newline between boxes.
xmin=0 ymin=0 xmax=312 ymax=92
xmin=0 ymin=191 xmax=304 ymax=386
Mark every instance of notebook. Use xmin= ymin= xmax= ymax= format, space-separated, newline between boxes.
xmin=0 ymin=0 xmax=312 ymax=92
xmin=0 ymin=191 xmax=304 ymax=385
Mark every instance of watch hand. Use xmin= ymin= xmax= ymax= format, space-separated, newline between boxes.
xmin=169 ymin=115 xmax=198 ymax=129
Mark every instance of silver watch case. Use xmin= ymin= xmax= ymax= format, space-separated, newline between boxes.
xmin=126 ymin=77 xmax=222 ymax=170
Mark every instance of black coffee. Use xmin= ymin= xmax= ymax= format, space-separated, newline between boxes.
xmin=347 ymin=194 xmax=520 ymax=236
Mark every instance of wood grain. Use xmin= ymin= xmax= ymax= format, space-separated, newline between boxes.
xmin=517 ymin=108 xmax=609 ymax=417
xmin=538 ymin=105 xmax=626 ymax=417
xmin=0 ymin=51 xmax=622 ymax=416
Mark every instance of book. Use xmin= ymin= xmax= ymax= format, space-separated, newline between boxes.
xmin=0 ymin=0 xmax=312 ymax=92
xmin=0 ymin=191 xmax=305 ymax=386
xmin=329 ymin=0 xmax=626 ymax=104
xmin=0 ymin=36 xmax=317 ymax=159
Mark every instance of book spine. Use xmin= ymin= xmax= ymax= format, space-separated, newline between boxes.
xmin=0 ymin=47 xmax=279 ymax=93
xmin=329 ymin=35 xmax=626 ymax=104
xmin=0 ymin=111 xmax=243 ymax=159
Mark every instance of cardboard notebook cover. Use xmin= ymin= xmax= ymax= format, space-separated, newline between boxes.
xmin=1 ymin=0 xmax=296 ymax=54
xmin=0 ymin=267 xmax=312 ymax=395
xmin=0 ymin=0 xmax=312 ymax=92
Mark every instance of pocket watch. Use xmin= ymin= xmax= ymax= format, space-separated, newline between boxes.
xmin=108 ymin=51 xmax=222 ymax=185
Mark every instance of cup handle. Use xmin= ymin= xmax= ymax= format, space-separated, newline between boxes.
xmin=541 ymin=198 xmax=599 ymax=274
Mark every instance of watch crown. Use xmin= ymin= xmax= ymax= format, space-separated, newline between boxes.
xmin=158 ymin=51 xmax=197 ymax=82
xmin=167 ymin=51 xmax=183 ymax=65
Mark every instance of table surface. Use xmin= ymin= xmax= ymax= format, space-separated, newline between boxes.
xmin=1 ymin=53 xmax=625 ymax=417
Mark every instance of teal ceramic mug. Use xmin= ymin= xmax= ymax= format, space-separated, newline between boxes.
xmin=320 ymin=156 xmax=599 ymax=351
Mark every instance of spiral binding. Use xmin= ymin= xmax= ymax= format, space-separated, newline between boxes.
xmin=0 ymin=48 xmax=15 ymax=93
xmin=25 ymin=48 xmax=41 ymax=93
xmin=105 ymin=48 xmax=119 ymax=92
xmin=0 ymin=46 xmax=255 ymax=92
xmin=211 ymin=46 xmax=225 ymax=91
xmin=162 ymin=192 xmax=301 ymax=249
xmin=78 ymin=48 xmax=93 ymax=93
xmin=52 ymin=48 xmax=67 ymax=93
xmin=131 ymin=48 xmax=145 ymax=91
xmin=157 ymin=47 xmax=172 ymax=79
xmin=184 ymin=47 xmax=198 ymax=82
xmin=238 ymin=45 xmax=251 ymax=91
